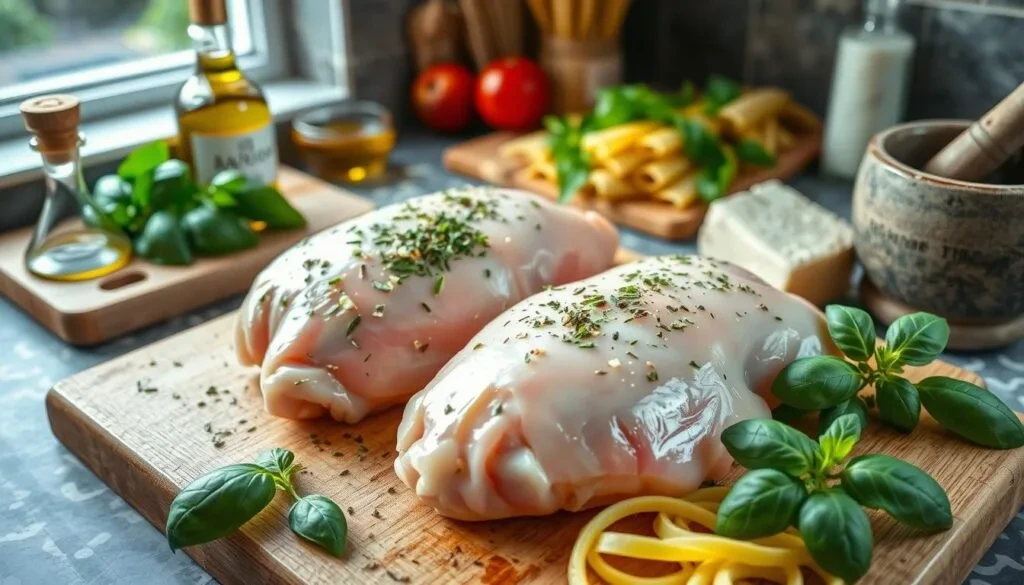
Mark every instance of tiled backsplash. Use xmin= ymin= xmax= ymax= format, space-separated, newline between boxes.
xmin=626 ymin=0 xmax=1023 ymax=119
xmin=345 ymin=0 xmax=1023 ymax=123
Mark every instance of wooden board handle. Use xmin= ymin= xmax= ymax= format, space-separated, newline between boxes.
xmin=923 ymin=82 xmax=1024 ymax=182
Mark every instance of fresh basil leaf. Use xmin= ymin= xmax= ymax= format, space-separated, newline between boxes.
xmin=819 ymin=397 xmax=869 ymax=437
xmin=93 ymin=174 xmax=133 ymax=205
xmin=233 ymin=186 xmax=306 ymax=229
xmin=255 ymin=448 xmax=296 ymax=477
xmin=543 ymin=115 xmax=567 ymax=135
xmin=772 ymin=356 xmax=863 ymax=410
xmin=181 ymin=204 xmax=259 ymax=255
xmin=150 ymin=159 xmax=196 ymax=211
xmin=680 ymin=118 xmax=724 ymax=168
xmin=134 ymin=210 xmax=193 ymax=265
xmin=165 ymin=463 xmax=276 ymax=551
xmin=592 ymin=86 xmax=637 ymax=129
xmin=207 ymin=187 xmax=239 ymax=208
xmin=772 ymin=404 xmax=809 ymax=425
xmin=798 ymin=490 xmax=874 ymax=583
xmin=288 ymin=494 xmax=347 ymax=557
xmin=841 ymin=454 xmax=952 ymax=531
xmin=876 ymin=376 xmax=920 ymax=432
xmin=554 ymin=147 xmax=590 ymax=204
xmin=720 ymin=419 xmax=821 ymax=477
xmin=825 ymin=305 xmax=876 ymax=363
xmin=735 ymin=139 xmax=776 ymax=167
xmin=916 ymin=377 xmax=1024 ymax=449
xmin=819 ymin=414 xmax=862 ymax=464
xmin=211 ymin=169 xmax=248 ymax=194
xmin=704 ymin=75 xmax=741 ymax=114
xmin=118 ymin=141 xmax=170 ymax=179
xmin=884 ymin=313 xmax=950 ymax=367
xmin=716 ymin=469 xmax=806 ymax=539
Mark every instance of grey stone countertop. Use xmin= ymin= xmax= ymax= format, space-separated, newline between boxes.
xmin=1 ymin=133 xmax=1022 ymax=585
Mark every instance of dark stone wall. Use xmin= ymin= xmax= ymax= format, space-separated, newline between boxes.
xmin=348 ymin=0 xmax=1022 ymax=123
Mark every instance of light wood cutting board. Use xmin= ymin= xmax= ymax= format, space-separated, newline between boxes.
xmin=0 ymin=167 xmax=373 ymax=345
xmin=442 ymin=131 xmax=822 ymax=241
xmin=47 ymin=313 xmax=1024 ymax=585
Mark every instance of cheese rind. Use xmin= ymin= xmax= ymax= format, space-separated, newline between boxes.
xmin=697 ymin=180 xmax=854 ymax=306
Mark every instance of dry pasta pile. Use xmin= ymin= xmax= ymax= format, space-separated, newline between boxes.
xmin=568 ymin=487 xmax=843 ymax=585
xmin=501 ymin=89 xmax=819 ymax=209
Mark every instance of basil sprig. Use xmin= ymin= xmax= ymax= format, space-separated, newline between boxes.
xmin=718 ymin=415 xmax=951 ymax=582
xmin=771 ymin=304 xmax=1024 ymax=449
xmin=546 ymin=78 xmax=773 ymax=204
xmin=86 ymin=142 xmax=305 ymax=265
xmin=166 ymin=448 xmax=347 ymax=557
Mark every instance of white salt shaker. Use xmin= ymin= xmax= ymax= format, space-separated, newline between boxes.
xmin=821 ymin=0 xmax=916 ymax=180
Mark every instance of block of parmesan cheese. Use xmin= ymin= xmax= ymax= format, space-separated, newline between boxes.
xmin=697 ymin=180 xmax=854 ymax=306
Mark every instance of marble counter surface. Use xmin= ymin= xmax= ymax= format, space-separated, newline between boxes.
xmin=1 ymin=134 xmax=1022 ymax=585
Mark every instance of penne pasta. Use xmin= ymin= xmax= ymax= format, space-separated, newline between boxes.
xmin=581 ymin=121 xmax=661 ymax=160
xmin=633 ymin=156 xmax=692 ymax=192
xmin=581 ymin=169 xmax=638 ymax=200
xmin=779 ymin=101 xmax=822 ymax=132
xmin=654 ymin=173 xmax=700 ymax=209
xmin=599 ymin=149 xmax=651 ymax=179
xmin=777 ymin=125 xmax=797 ymax=150
xmin=764 ymin=118 xmax=779 ymax=156
xmin=719 ymin=88 xmax=790 ymax=137
xmin=499 ymin=130 xmax=551 ymax=162
xmin=523 ymin=159 xmax=557 ymax=183
xmin=638 ymin=127 xmax=683 ymax=158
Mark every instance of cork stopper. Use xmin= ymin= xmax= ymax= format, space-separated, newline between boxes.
xmin=20 ymin=94 xmax=81 ymax=154
xmin=189 ymin=0 xmax=228 ymax=25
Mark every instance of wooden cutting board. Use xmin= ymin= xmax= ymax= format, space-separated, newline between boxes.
xmin=47 ymin=312 xmax=1024 ymax=585
xmin=443 ymin=131 xmax=822 ymax=240
xmin=0 ymin=167 xmax=373 ymax=345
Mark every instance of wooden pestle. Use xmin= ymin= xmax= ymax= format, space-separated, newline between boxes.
xmin=923 ymin=81 xmax=1024 ymax=182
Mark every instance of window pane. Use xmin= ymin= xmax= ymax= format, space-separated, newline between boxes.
xmin=0 ymin=0 xmax=252 ymax=100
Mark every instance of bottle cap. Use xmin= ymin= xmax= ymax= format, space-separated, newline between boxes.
xmin=189 ymin=0 xmax=228 ymax=25
xmin=20 ymin=94 xmax=81 ymax=153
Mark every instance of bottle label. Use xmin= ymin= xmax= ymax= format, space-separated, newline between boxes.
xmin=190 ymin=123 xmax=278 ymax=185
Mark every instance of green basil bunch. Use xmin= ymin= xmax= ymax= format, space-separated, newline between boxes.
xmin=545 ymin=78 xmax=776 ymax=204
xmin=771 ymin=305 xmax=1024 ymax=449
xmin=86 ymin=141 xmax=305 ymax=266
xmin=166 ymin=448 xmax=346 ymax=557
xmin=718 ymin=415 xmax=951 ymax=582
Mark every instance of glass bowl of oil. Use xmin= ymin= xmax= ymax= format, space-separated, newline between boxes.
xmin=292 ymin=101 xmax=396 ymax=183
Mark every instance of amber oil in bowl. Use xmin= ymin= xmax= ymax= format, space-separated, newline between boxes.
xmin=292 ymin=101 xmax=396 ymax=183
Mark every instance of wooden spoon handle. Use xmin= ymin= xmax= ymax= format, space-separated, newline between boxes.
xmin=923 ymin=81 xmax=1024 ymax=182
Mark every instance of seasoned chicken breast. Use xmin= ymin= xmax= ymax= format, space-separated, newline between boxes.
xmin=235 ymin=187 xmax=619 ymax=423
xmin=395 ymin=255 xmax=834 ymax=520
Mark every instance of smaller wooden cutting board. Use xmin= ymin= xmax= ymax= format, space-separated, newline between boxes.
xmin=0 ymin=167 xmax=373 ymax=345
xmin=443 ymin=131 xmax=822 ymax=241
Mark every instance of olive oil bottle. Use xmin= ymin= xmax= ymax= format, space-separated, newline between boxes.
xmin=20 ymin=95 xmax=132 ymax=282
xmin=175 ymin=0 xmax=278 ymax=186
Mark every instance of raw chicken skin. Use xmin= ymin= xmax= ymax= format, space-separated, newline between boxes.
xmin=234 ymin=187 xmax=618 ymax=423
xmin=395 ymin=255 xmax=834 ymax=520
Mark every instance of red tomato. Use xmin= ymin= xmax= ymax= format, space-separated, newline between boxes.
xmin=411 ymin=64 xmax=475 ymax=133
xmin=475 ymin=57 xmax=550 ymax=131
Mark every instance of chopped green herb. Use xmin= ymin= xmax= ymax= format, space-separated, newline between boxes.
xmin=346 ymin=315 xmax=362 ymax=337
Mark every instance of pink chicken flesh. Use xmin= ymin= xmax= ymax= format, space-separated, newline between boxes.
xmin=234 ymin=187 xmax=619 ymax=423
xmin=395 ymin=255 xmax=834 ymax=520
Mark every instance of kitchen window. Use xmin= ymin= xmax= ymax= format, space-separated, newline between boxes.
xmin=0 ymin=0 xmax=349 ymax=188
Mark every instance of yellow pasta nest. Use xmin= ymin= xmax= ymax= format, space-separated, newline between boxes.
xmin=568 ymin=487 xmax=843 ymax=585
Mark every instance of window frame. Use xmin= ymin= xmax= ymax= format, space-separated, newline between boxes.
xmin=0 ymin=0 xmax=289 ymax=140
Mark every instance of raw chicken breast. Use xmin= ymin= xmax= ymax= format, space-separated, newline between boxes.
xmin=395 ymin=255 xmax=834 ymax=520
xmin=235 ymin=187 xmax=618 ymax=423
